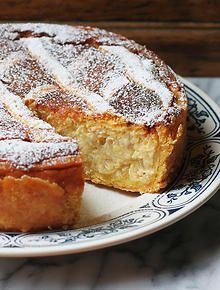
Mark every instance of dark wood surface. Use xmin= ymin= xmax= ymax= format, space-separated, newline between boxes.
xmin=0 ymin=0 xmax=219 ymax=76
xmin=0 ymin=0 xmax=219 ymax=22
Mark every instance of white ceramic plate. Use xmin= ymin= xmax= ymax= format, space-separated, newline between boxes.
xmin=0 ymin=78 xmax=219 ymax=257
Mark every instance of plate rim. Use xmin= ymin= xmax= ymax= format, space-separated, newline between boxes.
xmin=0 ymin=77 xmax=219 ymax=257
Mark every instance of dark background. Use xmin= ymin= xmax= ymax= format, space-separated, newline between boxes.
xmin=0 ymin=0 xmax=220 ymax=76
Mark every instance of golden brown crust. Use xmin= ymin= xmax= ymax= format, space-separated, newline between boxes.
xmin=0 ymin=164 xmax=84 ymax=232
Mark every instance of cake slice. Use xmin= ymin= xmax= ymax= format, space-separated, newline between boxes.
xmin=0 ymin=83 xmax=83 ymax=232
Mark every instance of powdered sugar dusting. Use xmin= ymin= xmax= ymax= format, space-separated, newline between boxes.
xmin=101 ymin=46 xmax=173 ymax=108
xmin=0 ymin=140 xmax=78 ymax=169
xmin=22 ymin=38 xmax=73 ymax=87
xmin=0 ymin=81 xmax=79 ymax=169
xmin=65 ymin=45 xmax=129 ymax=101
xmin=24 ymin=38 xmax=111 ymax=113
xmin=0 ymin=50 xmax=56 ymax=99
xmin=109 ymin=83 xmax=169 ymax=126
xmin=0 ymin=103 xmax=28 ymax=140
xmin=0 ymin=82 xmax=52 ymax=130
xmin=25 ymin=85 xmax=91 ymax=113
xmin=102 ymin=75 xmax=129 ymax=100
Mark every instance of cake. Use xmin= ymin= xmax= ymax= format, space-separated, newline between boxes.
xmin=0 ymin=23 xmax=187 ymax=231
